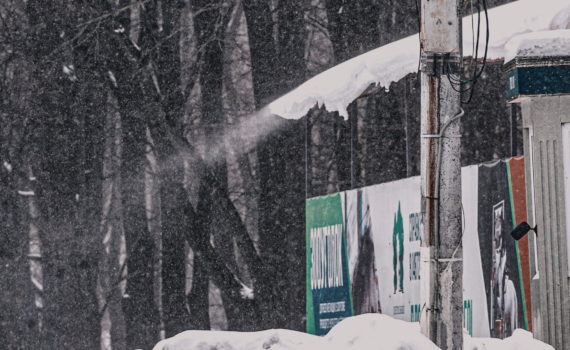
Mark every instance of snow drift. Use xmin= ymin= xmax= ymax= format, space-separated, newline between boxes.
xmin=464 ymin=328 xmax=554 ymax=350
xmin=152 ymin=313 xmax=553 ymax=350
xmin=151 ymin=328 xmax=319 ymax=350
xmin=268 ymin=0 xmax=570 ymax=120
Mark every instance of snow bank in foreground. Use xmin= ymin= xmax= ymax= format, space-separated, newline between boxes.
xmin=322 ymin=314 xmax=439 ymax=350
xmin=505 ymin=29 xmax=570 ymax=62
xmin=151 ymin=328 xmax=319 ymax=350
xmin=464 ymin=329 xmax=555 ymax=350
xmin=152 ymin=313 xmax=553 ymax=350
xmin=268 ymin=0 xmax=570 ymax=119
xmin=152 ymin=314 xmax=436 ymax=350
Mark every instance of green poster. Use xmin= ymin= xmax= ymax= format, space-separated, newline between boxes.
xmin=306 ymin=193 xmax=353 ymax=335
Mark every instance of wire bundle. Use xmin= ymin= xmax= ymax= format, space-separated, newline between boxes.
xmin=447 ymin=0 xmax=490 ymax=104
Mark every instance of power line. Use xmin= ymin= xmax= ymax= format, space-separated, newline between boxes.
xmin=446 ymin=0 xmax=489 ymax=104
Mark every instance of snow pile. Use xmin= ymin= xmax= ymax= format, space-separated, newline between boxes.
xmin=152 ymin=313 xmax=555 ymax=350
xmin=505 ymin=29 xmax=570 ymax=62
xmin=268 ymin=0 xmax=570 ymax=120
xmin=464 ymin=329 xmax=555 ymax=350
xmin=268 ymin=34 xmax=419 ymax=120
xmin=321 ymin=314 xmax=439 ymax=350
xmin=151 ymin=328 xmax=320 ymax=350
xmin=474 ymin=0 xmax=570 ymax=61
xmin=152 ymin=314 xmax=437 ymax=350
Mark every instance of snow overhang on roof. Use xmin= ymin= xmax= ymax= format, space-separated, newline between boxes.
xmin=268 ymin=0 xmax=570 ymax=120
xmin=505 ymin=29 xmax=570 ymax=63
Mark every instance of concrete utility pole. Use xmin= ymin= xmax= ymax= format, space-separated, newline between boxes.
xmin=419 ymin=0 xmax=463 ymax=349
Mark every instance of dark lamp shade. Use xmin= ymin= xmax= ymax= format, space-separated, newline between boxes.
xmin=510 ymin=221 xmax=537 ymax=241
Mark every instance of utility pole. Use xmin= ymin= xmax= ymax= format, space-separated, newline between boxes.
xmin=419 ymin=0 xmax=463 ymax=349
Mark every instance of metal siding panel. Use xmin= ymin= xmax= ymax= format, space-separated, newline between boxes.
xmin=554 ymin=97 xmax=570 ymax=347
xmin=547 ymin=140 xmax=564 ymax=349
xmin=528 ymin=96 xmax=570 ymax=349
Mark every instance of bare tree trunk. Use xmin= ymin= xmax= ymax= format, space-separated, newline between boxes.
xmin=242 ymin=0 xmax=279 ymax=108
xmin=23 ymin=165 xmax=44 ymax=347
xmin=121 ymin=108 xmax=159 ymax=348
xmin=191 ymin=0 xmax=255 ymax=332
xmin=187 ymin=252 xmax=211 ymax=330
xmin=187 ymin=173 xmax=214 ymax=330
xmin=109 ymin=2 xmax=161 ymax=346
xmin=0 ymin=2 xmax=41 ymax=344
xmin=304 ymin=0 xmax=334 ymax=78
xmin=97 ymin=92 xmax=127 ymax=350
xmin=145 ymin=136 xmax=166 ymax=341
xmin=160 ymin=178 xmax=193 ymax=336
xmin=276 ymin=0 xmax=307 ymax=92
xmin=74 ymin=79 xmax=105 ymax=350
xmin=324 ymin=0 xmax=381 ymax=63
xmin=250 ymin=9 xmax=310 ymax=319
xmin=257 ymin=118 xmax=306 ymax=331
xmin=223 ymin=0 xmax=259 ymax=304
xmin=151 ymin=0 xmax=200 ymax=336
xmin=0 ymin=151 xmax=37 ymax=349
xmin=3 ymin=2 xmax=106 ymax=349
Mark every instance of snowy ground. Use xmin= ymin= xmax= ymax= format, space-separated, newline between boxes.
xmin=152 ymin=314 xmax=554 ymax=350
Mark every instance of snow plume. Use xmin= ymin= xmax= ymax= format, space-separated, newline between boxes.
xmin=187 ymin=106 xmax=286 ymax=166
xmin=268 ymin=0 xmax=570 ymax=120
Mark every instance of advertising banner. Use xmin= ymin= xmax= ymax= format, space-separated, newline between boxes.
xmin=357 ymin=177 xmax=422 ymax=323
xmin=306 ymin=193 xmax=353 ymax=336
xmin=306 ymin=158 xmax=532 ymax=339
xmin=478 ymin=160 xmax=525 ymax=338
xmin=507 ymin=156 xmax=532 ymax=332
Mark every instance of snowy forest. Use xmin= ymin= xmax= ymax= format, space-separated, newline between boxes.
xmin=0 ymin=0 xmax=519 ymax=349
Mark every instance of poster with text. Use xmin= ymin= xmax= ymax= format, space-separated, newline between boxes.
xmin=306 ymin=193 xmax=353 ymax=335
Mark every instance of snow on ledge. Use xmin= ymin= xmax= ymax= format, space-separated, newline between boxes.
xmin=268 ymin=0 xmax=570 ymax=120
xmin=505 ymin=29 xmax=570 ymax=63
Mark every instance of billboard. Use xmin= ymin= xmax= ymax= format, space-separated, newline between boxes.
xmin=306 ymin=158 xmax=532 ymax=338
xmin=306 ymin=193 xmax=353 ymax=336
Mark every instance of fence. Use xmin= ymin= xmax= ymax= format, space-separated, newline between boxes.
xmin=306 ymin=156 xmax=532 ymax=338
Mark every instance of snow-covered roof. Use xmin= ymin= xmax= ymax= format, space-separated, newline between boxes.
xmin=505 ymin=29 xmax=570 ymax=63
xmin=268 ymin=0 xmax=570 ymax=120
